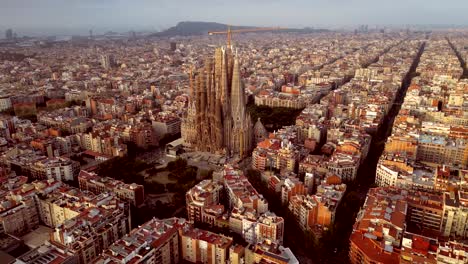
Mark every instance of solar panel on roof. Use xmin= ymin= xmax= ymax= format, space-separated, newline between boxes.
xmin=384 ymin=245 xmax=394 ymax=252
xmin=384 ymin=213 xmax=391 ymax=220
xmin=364 ymin=233 xmax=377 ymax=240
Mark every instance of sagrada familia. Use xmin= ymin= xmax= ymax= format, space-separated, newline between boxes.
xmin=181 ymin=46 xmax=253 ymax=158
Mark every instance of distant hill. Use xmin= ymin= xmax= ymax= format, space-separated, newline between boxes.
xmin=152 ymin=21 xmax=251 ymax=37
xmin=151 ymin=21 xmax=329 ymax=37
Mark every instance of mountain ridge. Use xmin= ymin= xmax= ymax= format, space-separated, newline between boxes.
xmin=151 ymin=21 xmax=329 ymax=37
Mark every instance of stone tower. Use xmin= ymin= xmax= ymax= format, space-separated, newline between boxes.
xmin=181 ymin=45 xmax=252 ymax=158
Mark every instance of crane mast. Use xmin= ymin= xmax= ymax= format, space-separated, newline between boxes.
xmin=208 ymin=25 xmax=285 ymax=46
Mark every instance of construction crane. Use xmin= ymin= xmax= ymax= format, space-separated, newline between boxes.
xmin=208 ymin=25 xmax=285 ymax=46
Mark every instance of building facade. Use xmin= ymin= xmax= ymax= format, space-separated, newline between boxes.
xmin=179 ymin=227 xmax=233 ymax=264
xmin=186 ymin=180 xmax=224 ymax=223
xmin=181 ymin=46 xmax=253 ymax=158
xmin=30 ymin=157 xmax=80 ymax=181
xmin=78 ymin=170 xmax=145 ymax=207
xmin=95 ymin=218 xmax=184 ymax=264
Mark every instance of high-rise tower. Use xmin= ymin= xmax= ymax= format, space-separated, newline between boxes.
xmin=100 ymin=54 xmax=116 ymax=69
xmin=181 ymin=46 xmax=252 ymax=158
xmin=5 ymin=29 xmax=13 ymax=40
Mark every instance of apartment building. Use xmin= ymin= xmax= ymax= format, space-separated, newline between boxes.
xmin=399 ymin=232 xmax=438 ymax=264
xmin=30 ymin=157 xmax=80 ymax=181
xmin=95 ymin=218 xmax=185 ymax=264
xmin=350 ymin=187 xmax=468 ymax=264
xmin=406 ymin=191 xmax=444 ymax=233
xmin=15 ymin=242 xmax=78 ymax=264
xmin=252 ymin=138 xmax=299 ymax=172
xmin=254 ymin=92 xmax=307 ymax=109
xmin=255 ymin=212 xmax=285 ymax=245
xmin=289 ymin=175 xmax=346 ymax=231
xmin=288 ymin=195 xmax=319 ymax=231
xmin=349 ymin=188 xmax=407 ymax=264
xmin=78 ymin=132 xmax=127 ymax=157
xmin=50 ymin=197 xmax=131 ymax=264
xmin=0 ymin=96 xmax=12 ymax=111
xmin=436 ymin=241 xmax=468 ymax=264
xmin=78 ymin=170 xmax=145 ymax=207
xmin=416 ymin=134 xmax=467 ymax=168
xmin=228 ymin=208 xmax=284 ymax=245
xmin=244 ymin=240 xmax=299 ymax=264
xmin=326 ymin=152 xmax=360 ymax=181
xmin=441 ymin=191 xmax=468 ymax=238
xmin=152 ymin=113 xmax=181 ymax=136
xmin=179 ymin=227 xmax=233 ymax=264
xmin=223 ymin=165 xmax=268 ymax=214
xmin=0 ymin=177 xmax=131 ymax=264
xmin=0 ymin=178 xmax=60 ymax=237
xmin=186 ymin=180 xmax=224 ymax=223
xmin=280 ymin=178 xmax=307 ymax=205
xmin=0 ymin=196 xmax=39 ymax=236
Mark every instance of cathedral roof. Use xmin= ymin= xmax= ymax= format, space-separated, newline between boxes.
xmin=254 ymin=118 xmax=268 ymax=137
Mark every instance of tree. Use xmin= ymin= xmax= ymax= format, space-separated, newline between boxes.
xmin=246 ymin=103 xmax=304 ymax=131
xmin=98 ymin=156 xmax=150 ymax=184
xmin=146 ymin=182 xmax=166 ymax=194
xmin=166 ymin=158 xmax=188 ymax=171
xmin=0 ymin=108 xmax=15 ymax=116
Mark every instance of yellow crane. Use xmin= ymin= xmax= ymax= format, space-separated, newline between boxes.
xmin=208 ymin=25 xmax=286 ymax=46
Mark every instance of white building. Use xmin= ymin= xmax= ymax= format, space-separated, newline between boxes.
xmin=0 ymin=96 xmax=12 ymax=111
xmin=31 ymin=157 xmax=80 ymax=181
xmin=375 ymin=163 xmax=400 ymax=187
xmin=327 ymin=153 xmax=359 ymax=181
xmin=441 ymin=191 xmax=468 ymax=238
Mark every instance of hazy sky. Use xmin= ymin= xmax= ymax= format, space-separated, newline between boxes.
xmin=1 ymin=0 xmax=467 ymax=35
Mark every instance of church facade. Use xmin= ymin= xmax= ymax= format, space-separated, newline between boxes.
xmin=181 ymin=46 xmax=253 ymax=158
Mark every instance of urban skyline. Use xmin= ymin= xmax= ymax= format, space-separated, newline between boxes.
xmin=2 ymin=0 xmax=468 ymax=36
xmin=0 ymin=2 xmax=467 ymax=264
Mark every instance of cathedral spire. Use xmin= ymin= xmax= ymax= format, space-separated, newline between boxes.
xmin=189 ymin=65 xmax=194 ymax=101
xmin=221 ymin=47 xmax=230 ymax=116
xmin=181 ymin=44 xmax=252 ymax=158
xmin=230 ymin=56 xmax=245 ymax=119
